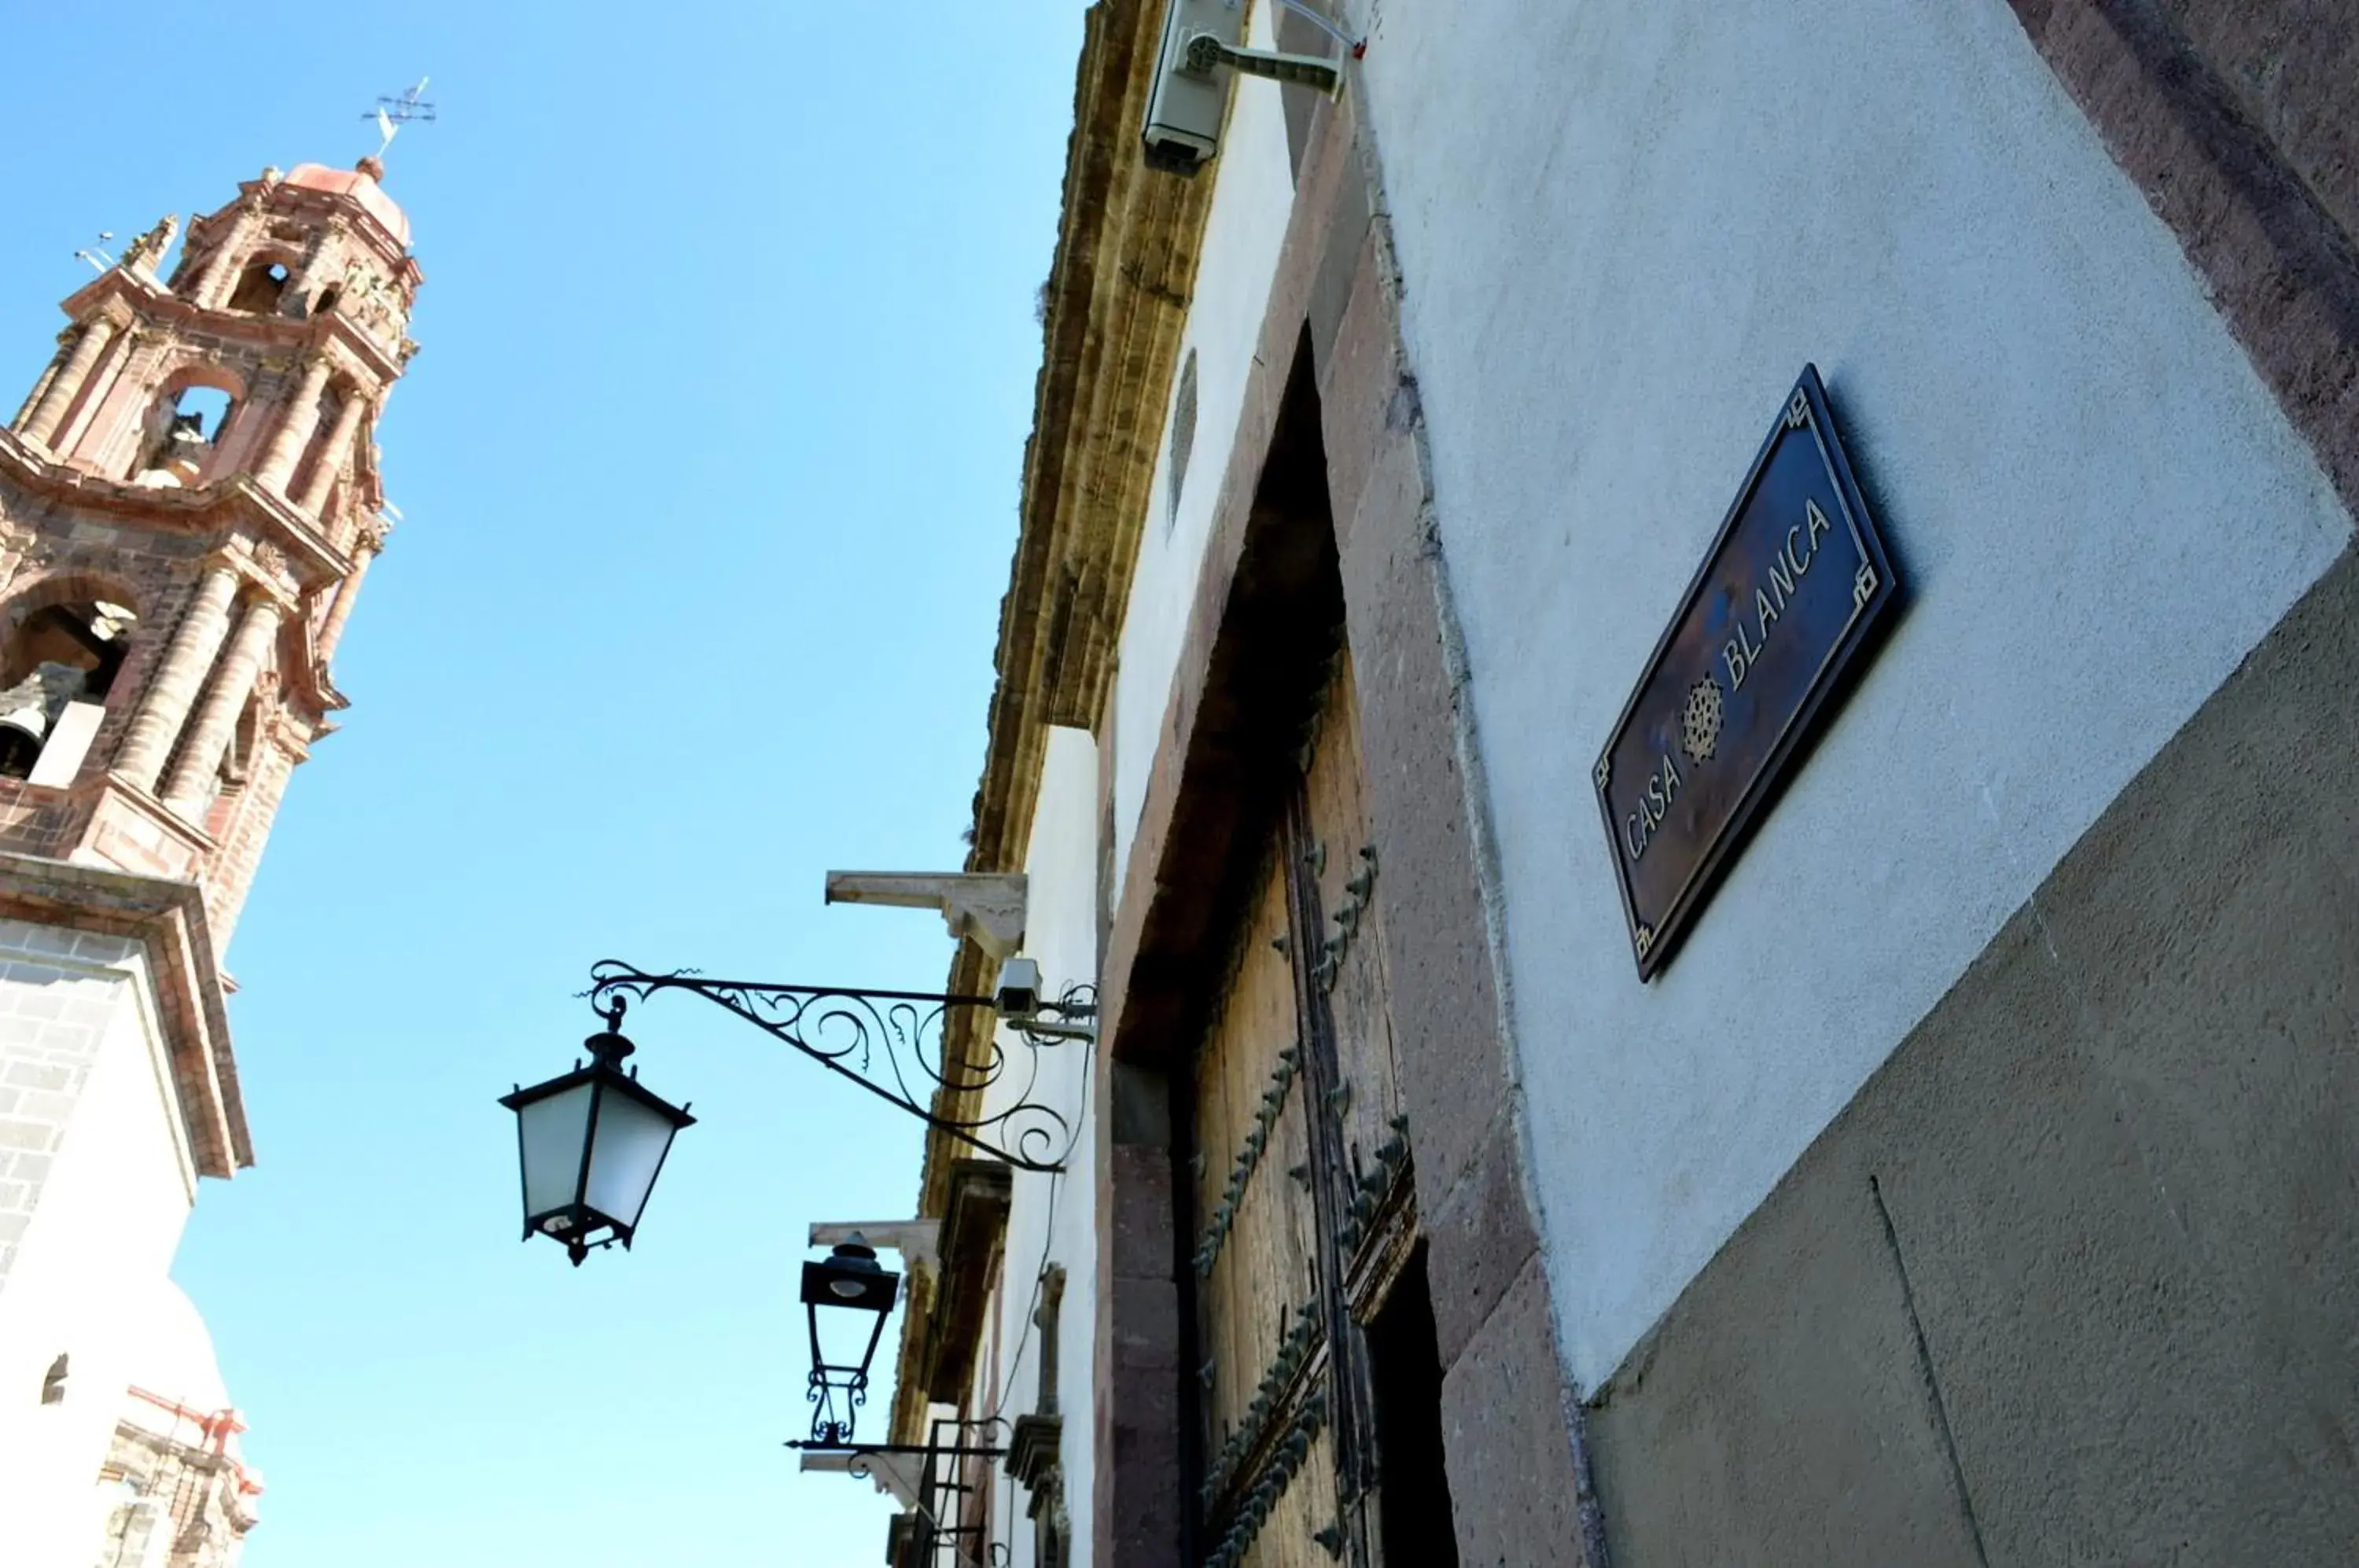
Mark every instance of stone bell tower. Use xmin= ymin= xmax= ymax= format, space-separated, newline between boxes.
xmin=0 ymin=156 xmax=420 ymax=1566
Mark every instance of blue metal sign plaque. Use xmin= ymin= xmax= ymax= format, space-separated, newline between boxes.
xmin=1594 ymin=364 xmax=1899 ymax=979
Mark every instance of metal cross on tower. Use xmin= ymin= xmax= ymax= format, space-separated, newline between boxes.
xmin=365 ymin=78 xmax=436 ymax=158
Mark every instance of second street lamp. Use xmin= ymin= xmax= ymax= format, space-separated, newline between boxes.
xmin=802 ymin=1237 xmax=901 ymax=1445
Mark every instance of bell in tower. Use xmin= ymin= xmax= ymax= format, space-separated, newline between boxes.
xmin=0 ymin=153 xmax=423 ymax=1565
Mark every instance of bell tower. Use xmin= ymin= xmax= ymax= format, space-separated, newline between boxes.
xmin=2 ymin=156 xmax=419 ymax=928
xmin=0 ymin=155 xmax=421 ymax=1566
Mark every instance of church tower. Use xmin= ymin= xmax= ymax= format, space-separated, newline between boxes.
xmin=0 ymin=155 xmax=420 ymax=1566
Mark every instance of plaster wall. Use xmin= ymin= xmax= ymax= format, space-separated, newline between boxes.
xmin=1112 ymin=0 xmax=1297 ymax=892
xmin=983 ymin=725 xmax=1100 ymax=1566
xmin=0 ymin=922 xmax=200 ymax=1568
xmin=1588 ymin=550 xmax=2359 ymax=1563
xmin=1353 ymin=0 xmax=2353 ymax=1387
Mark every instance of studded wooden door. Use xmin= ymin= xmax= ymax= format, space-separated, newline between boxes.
xmin=1187 ymin=656 xmax=1417 ymax=1568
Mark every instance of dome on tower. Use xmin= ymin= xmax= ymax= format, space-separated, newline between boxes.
xmin=282 ymin=156 xmax=410 ymax=248
xmin=126 ymin=1278 xmax=236 ymax=1422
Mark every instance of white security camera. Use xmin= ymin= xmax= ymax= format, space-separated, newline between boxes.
xmin=1143 ymin=0 xmax=1342 ymax=177
xmin=994 ymin=957 xmax=1045 ymax=1020
xmin=991 ymin=956 xmax=1098 ymax=1043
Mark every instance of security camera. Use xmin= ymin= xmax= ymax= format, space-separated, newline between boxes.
xmin=992 ymin=957 xmax=1098 ymax=1043
xmin=994 ymin=957 xmax=1044 ymax=1021
xmin=1143 ymin=0 xmax=1236 ymax=175
xmin=1143 ymin=0 xmax=1343 ymax=177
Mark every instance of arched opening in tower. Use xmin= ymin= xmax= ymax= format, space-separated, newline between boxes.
xmin=131 ymin=377 xmax=240 ymax=487
xmin=173 ymin=385 xmax=231 ymax=438
xmin=226 ymin=256 xmax=296 ymax=315
xmin=0 ymin=599 xmax=138 ymax=781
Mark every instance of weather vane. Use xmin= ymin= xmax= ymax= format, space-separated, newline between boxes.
xmin=364 ymin=78 xmax=436 ymax=159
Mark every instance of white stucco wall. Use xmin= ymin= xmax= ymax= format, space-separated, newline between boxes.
xmin=983 ymin=724 xmax=1100 ymax=1566
xmin=1355 ymin=0 xmax=2353 ymax=1387
xmin=1112 ymin=0 xmax=1297 ymax=893
xmin=0 ymin=926 xmax=201 ymax=1567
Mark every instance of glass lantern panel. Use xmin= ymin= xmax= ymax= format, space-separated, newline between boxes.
xmin=583 ymin=1089 xmax=680 ymax=1231
xmin=812 ymin=1293 xmax=892 ymax=1375
xmin=516 ymin=1081 xmax=596 ymax=1219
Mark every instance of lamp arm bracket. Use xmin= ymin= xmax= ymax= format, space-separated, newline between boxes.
xmin=585 ymin=962 xmax=1072 ymax=1173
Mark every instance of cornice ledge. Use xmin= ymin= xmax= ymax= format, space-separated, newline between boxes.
xmin=0 ymin=436 xmax=346 ymax=591
xmin=918 ymin=1159 xmax=1014 ymax=1404
xmin=45 ymin=261 xmax=415 ymax=388
xmin=223 ymin=476 xmax=348 ymax=587
xmin=243 ymin=175 xmax=416 ymax=272
xmin=0 ymin=849 xmax=248 ymax=1175
xmin=915 ymin=0 xmax=1216 ymax=1222
xmin=86 ymin=775 xmax=219 ymax=859
xmin=56 ymin=268 xmax=171 ymax=325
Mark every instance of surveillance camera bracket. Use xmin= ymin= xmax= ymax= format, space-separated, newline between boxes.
xmin=1183 ymin=32 xmax=1345 ymax=96
xmin=1008 ymin=1014 xmax=1097 ymax=1045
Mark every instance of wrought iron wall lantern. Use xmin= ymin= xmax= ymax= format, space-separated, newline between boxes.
xmin=498 ymin=959 xmax=1093 ymax=1265
xmin=800 ymin=1236 xmax=902 ymax=1445
xmin=498 ymin=999 xmax=697 ymax=1265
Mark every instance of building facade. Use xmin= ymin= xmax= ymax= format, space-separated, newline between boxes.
xmin=865 ymin=2 xmax=2359 ymax=1565
xmin=0 ymin=155 xmax=420 ymax=1566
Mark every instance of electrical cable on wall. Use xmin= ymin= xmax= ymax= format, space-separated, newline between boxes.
xmin=1273 ymin=0 xmax=1366 ymax=54
xmin=986 ymin=1032 xmax=1085 ymax=1424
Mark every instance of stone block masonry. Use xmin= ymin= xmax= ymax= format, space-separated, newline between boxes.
xmin=0 ymin=920 xmax=148 ymax=1292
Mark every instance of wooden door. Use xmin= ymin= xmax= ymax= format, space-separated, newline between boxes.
xmin=1187 ymin=656 xmax=1419 ymax=1568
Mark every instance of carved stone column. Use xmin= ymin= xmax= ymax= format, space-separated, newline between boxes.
xmin=13 ymin=329 xmax=75 ymax=430
xmin=195 ymin=197 xmax=265 ymax=309
xmin=18 ymin=319 xmax=119 ymax=449
xmin=161 ymin=594 xmax=283 ymax=814
xmin=114 ymin=564 xmax=241 ymax=793
xmin=254 ymin=355 xmax=333 ymax=494
xmin=72 ymin=329 xmax=163 ymax=475
xmin=315 ymin=528 xmax=382 ymax=661
xmin=296 ymin=390 xmax=368 ymax=513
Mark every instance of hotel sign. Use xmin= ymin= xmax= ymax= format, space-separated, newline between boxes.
xmin=1594 ymin=365 xmax=1899 ymax=980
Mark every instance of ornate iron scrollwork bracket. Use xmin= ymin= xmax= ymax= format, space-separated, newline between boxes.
xmin=793 ymin=1417 xmax=1012 ymax=1563
xmin=585 ymin=961 xmax=1082 ymax=1173
xmin=785 ymin=1439 xmax=1010 ymax=1459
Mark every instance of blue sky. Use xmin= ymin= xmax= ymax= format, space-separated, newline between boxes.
xmin=0 ymin=4 xmax=1084 ymax=1562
